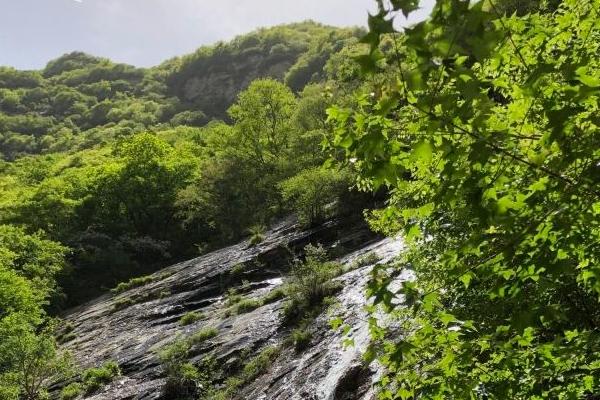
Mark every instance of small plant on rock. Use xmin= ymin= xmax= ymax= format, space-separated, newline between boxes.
xmin=82 ymin=360 xmax=120 ymax=394
xmin=248 ymin=224 xmax=266 ymax=246
xmin=159 ymin=339 xmax=198 ymax=399
xmin=60 ymin=382 xmax=83 ymax=400
xmin=282 ymin=244 xmax=342 ymax=325
xmin=180 ymin=311 xmax=203 ymax=326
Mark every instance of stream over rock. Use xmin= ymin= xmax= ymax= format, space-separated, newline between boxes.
xmin=59 ymin=217 xmax=405 ymax=399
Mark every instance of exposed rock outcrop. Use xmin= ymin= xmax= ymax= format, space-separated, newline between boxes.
xmin=60 ymin=217 xmax=404 ymax=399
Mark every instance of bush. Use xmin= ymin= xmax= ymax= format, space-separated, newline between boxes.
xmin=60 ymin=382 xmax=83 ymax=400
xmin=232 ymin=298 xmax=262 ymax=315
xmin=280 ymin=167 xmax=350 ymax=226
xmin=189 ymin=327 xmax=218 ymax=345
xmin=82 ymin=361 xmax=120 ymax=394
xmin=282 ymin=244 xmax=342 ymax=325
xmin=242 ymin=346 xmax=280 ymax=382
xmin=179 ymin=312 xmax=203 ymax=326
xmin=110 ymin=275 xmax=155 ymax=293
xmin=158 ymin=339 xmax=198 ymax=399
xmin=248 ymin=224 xmax=266 ymax=246
xmin=291 ymin=329 xmax=312 ymax=352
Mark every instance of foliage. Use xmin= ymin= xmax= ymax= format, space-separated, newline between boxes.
xmin=166 ymin=22 xmax=360 ymax=118
xmin=0 ymin=228 xmax=69 ymax=399
xmin=0 ymin=225 xmax=67 ymax=295
xmin=283 ymin=244 xmax=342 ymax=324
xmin=291 ymin=328 xmax=312 ymax=352
xmin=0 ymin=320 xmax=72 ymax=400
xmin=189 ymin=327 xmax=219 ymax=346
xmin=280 ymin=167 xmax=351 ymax=225
xmin=158 ymin=338 xmax=200 ymax=399
xmin=60 ymin=382 xmax=83 ymax=400
xmin=180 ymin=311 xmax=204 ymax=326
xmin=81 ymin=361 xmax=120 ymax=394
xmin=330 ymin=0 xmax=600 ymax=398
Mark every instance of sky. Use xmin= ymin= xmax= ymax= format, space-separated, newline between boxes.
xmin=0 ymin=0 xmax=434 ymax=70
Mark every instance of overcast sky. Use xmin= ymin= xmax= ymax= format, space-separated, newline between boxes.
xmin=0 ymin=0 xmax=434 ymax=70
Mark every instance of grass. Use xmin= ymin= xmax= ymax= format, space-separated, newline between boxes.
xmin=348 ymin=251 xmax=382 ymax=271
xmin=189 ymin=327 xmax=219 ymax=345
xmin=291 ymin=328 xmax=312 ymax=352
xmin=57 ymin=331 xmax=77 ymax=344
xmin=110 ymin=272 xmax=172 ymax=294
xmin=180 ymin=311 xmax=203 ymax=326
xmin=158 ymin=338 xmax=198 ymax=399
xmin=112 ymin=289 xmax=164 ymax=311
xmin=232 ymin=298 xmax=262 ymax=314
xmin=111 ymin=275 xmax=155 ymax=294
xmin=242 ymin=346 xmax=280 ymax=381
xmin=60 ymin=382 xmax=83 ymax=400
xmin=230 ymin=263 xmax=246 ymax=276
xmin=82 ymin=361 xmax=120 ymax=394
xmin=225 ymin=289 xmax=288 ymax=316
xmin=212 ymin=345 xmax=281 ymax=399
xmin=248 ymin=224 xmax=266 ymax=246
xmin=261 ymin=287 xmax=286 ymax=304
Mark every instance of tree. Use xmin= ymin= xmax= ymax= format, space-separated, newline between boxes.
xmin=0 ymin=229 xmax=69 ymax=399
xmin=280 ymin=167 xmax=351 ymax=226
xmin=228 ymin=79 xmax=297 ymax=166
xmin=0 ymin=317 xmax=71 ymax=400
xmin=330 ymin=0 xmax=600 ymax=397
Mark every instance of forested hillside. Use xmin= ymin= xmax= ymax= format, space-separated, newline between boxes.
xmin=0 ymin=21 xmax=370 ymax=306
xmin=0 ymin=22 xmax=362 ymax=160
xmin=0 ymin=20 xmax=375 ymax=399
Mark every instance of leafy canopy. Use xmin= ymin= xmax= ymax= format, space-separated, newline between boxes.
xmin=329 ymin=0 xmax=600 ymax=398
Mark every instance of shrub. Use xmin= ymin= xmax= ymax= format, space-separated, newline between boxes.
xmin=60 ymin=382 xmax=83 ymax=400
xmin=282 ymin=244 xmax=342 ymax=325
xmin=232 ymin=298 xmax=262 ymax=315
xmin=289 ymin=245 xmax=340 ymax=305
xmin=291 ymin=329 xmax=312 ymax=352
xmin=242 ymin=346 xmax=280 ymax=382
xmin=158 ymin=339 xmax=198 ymax=399
xmin=82 ymin=361 xmax=120 ymax=394
xmin=111 ymin=275 xmax=155 ymax=293
xmin=189 ymin=327 xmax=218 ymax=346
xmin=180 ymin=312 xmax=203 ymax=326
xmin=248 ymin=224 xmax=266 ymax=246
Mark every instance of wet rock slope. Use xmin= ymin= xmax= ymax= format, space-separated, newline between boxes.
xmin=60 ymin=217 xmax=404 ymax=399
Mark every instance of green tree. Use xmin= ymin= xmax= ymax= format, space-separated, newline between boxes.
xmin=330 ymin=0 xmax=600 ymax=398
xmin=280 ymin=167 xmax=351 ymax=226
xmin=228 ymin=79 xmax=297 ymax=166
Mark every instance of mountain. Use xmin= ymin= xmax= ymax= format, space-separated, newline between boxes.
xmin=0 ymin=21 xmax=362 ymax=160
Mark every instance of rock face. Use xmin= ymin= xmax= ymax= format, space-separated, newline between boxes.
xmin=60 ymin=217 xmax=404 ymax=399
